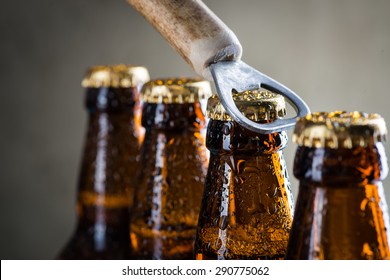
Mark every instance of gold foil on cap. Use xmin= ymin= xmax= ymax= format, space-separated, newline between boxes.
xmin=81 ymin=65 xmax=150 ymax=88
xmin=293 ymin=111 xmax=387 ymax=149
xmin=206 ymin=90 xmax=286 ymax=122
xmin=141 ymin=78 xmax=212 ymax=104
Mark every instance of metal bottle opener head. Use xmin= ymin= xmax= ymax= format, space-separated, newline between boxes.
xmin=210 ymin=60 xmax=310 ymax=134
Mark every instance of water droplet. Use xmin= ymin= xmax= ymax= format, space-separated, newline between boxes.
xmin=266 ymin=186 xmax=276 ymax=198
xmin=244 ymin=166 xmax=260 ymax=174
xmin=153 ymin=167 xmax=162 ymax=176
xmin=218 ymin=215 xmax=229 ymax=230
xmin=234 ymin=176 xmax=244 ymax=185
xmin=215 ymin=237 xmax=223 ymax=249
xmin=250 ymin=216 xmax=257 ymax=224
xmin=267 ymin=204 xmax=277 ymax=214
xmin=360 ymin=198 xmax=369 ymax=211
xmin=236 ymin=160 xmax=246 ymax=174
xmin=361 ymin=242 xmax=374 ymax=259
xmin=223 ymin=175 xmax=229 ymax=184
xmin=222 ymin=125 xmax=231 ymax=135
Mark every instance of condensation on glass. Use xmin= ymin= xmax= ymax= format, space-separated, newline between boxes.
xmin=194 ymin=90 xmax=294 ymax=260
xmin=286 ymin=111 xmax=390 ymax=260
xmin=130 ymin=77 xmax=211 ymax=259
xmin=58 ymin=64 xmax=150 ymax=259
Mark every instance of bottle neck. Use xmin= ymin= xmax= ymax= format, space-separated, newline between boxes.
xmin=293 ymin=143 xmax=388 ymax=186
xmin=206 ymin=120 xmax=288 ymax=154
xmin=85 ymin=87 xmax=139 ymax=113
xmin=75 ymin=87 xmax=142 ymax=226
xmin=141 ymin=102 xmax=206 ymax=131
xmin=85 ymin=86 xmax=143 ymax=142
xmin=131 ymin=101 xmax=209 ymax=259
xmin=287 ymin=143 xmax=390 ymax=259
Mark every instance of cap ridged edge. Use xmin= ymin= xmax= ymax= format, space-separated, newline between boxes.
xmin=293 ymin=111 xmax=387 ymax=149
xmin=206 ymin=90 xmax=286 ymax=122
xmin=82 ymin=65 xmax=150 ymax=88
xmin=140 ymin=78 xmax=212 ymax=104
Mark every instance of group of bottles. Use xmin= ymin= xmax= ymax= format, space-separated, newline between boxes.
xmin=58 ymin=64 xmax=390 ymax=260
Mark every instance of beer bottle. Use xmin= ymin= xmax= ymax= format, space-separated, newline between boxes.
xmin=130 ymin=78 xmax=211 ymax=259
xmin=58 ymin=65 xmax=150 ymax=259
xmin=286 ymin=111 xmax=390 ymax=260
xmin=194 ymin=90 xmax=294 ymax=260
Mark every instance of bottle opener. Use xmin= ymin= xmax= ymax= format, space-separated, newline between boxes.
xmin=127 ymin=0 xmax=310 ymax=133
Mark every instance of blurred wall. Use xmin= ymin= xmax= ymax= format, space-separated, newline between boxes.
xmin=1 ymin=0 xmax=389 ymax=259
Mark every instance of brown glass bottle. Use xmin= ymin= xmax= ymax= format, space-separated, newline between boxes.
xmin=130 ymin=78 xmax=211 ymax=259
xmin=194 ymin=90 xmax=294 ymax=260
xmin=286 ymin=111 xmax=390 ymax=260
xmin=58 ymin=65 xmax=150 ymax=259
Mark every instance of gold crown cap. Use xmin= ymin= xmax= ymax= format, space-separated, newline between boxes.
xmin=81 ymin=65 xmax=150 ymax=88
xmin=141 ymin=78 xmax=212 ymax=104
xmin=293 ymin=111 xmax=387 ymax=149
xmin=206 ymin=90 xmax=286 ymax=122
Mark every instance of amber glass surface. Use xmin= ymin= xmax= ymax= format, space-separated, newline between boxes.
xmin=130 ymin=102 xmax=209 ymax=259
xmin=58 ymin=87 xmax=143 ymax=259
xmin=194 ymin=120 xmax=294 ymax=260
xmin=286 ymin=144 xmax=390 ymax=259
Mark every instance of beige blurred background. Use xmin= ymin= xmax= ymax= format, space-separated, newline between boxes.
xmin=1 ymin=0 xmax=389 ymax=259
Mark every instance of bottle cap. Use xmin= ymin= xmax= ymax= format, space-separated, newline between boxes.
xmin=81 ymin=65 xmax=150 ymax=88
xmin=206 ymin=90 xmax=286 ymax=122
xmin=140 ymin=78 xmax=212 ymax=104
xmin=293 ymin=111 xmax=387 ymax=149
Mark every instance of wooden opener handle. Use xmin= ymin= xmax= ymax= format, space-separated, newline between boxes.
xmin=127 ymin=0 xmax=242 ymax=80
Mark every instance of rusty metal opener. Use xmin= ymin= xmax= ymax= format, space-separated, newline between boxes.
xmin=127 ymin=0 xmax=310 ymax=133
